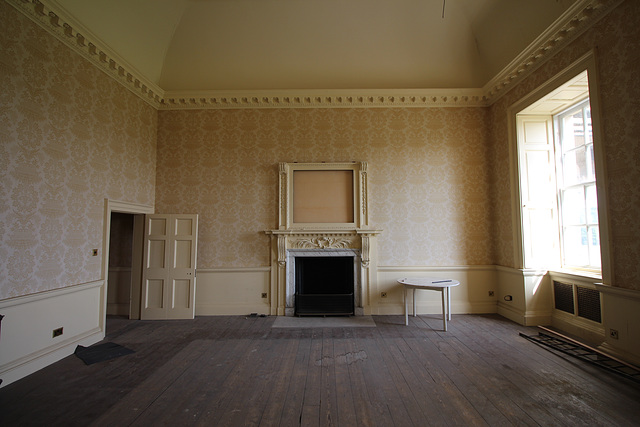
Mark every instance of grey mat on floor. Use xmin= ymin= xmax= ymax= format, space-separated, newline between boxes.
xmin=272 ymin=315 xmax=376 ymax=328
xmin=74 ymin=342 xmax=135 ymax=365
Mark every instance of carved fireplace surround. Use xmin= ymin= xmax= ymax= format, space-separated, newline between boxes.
xmin=265 ymin=162 xmax=381 ymax=316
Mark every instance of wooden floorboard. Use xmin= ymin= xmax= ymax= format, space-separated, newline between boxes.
xmin=446 ymin=315 xmax=575 ymax=425
xmin=1 ymin=314 xmax=639 ymax=426
xmin=456 ymin=316 xmax=607 ymax=425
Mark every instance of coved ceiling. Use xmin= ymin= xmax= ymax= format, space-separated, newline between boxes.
xmin=46 ymin=0 xmax=577 ymax=92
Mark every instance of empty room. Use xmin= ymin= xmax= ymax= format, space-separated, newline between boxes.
xmin=1 ymin=0 xmax=639 ymax=425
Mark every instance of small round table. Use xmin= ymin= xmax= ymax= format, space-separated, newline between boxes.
xmin=397 ymin=277 xmax=460 ymax=330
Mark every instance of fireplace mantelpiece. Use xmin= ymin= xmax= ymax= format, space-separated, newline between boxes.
xmin=265 ymin=229 xmax=381 ymax=315
xmin=265 ymin=162 xmax=381 ymax=316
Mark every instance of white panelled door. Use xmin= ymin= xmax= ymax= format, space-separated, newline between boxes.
xmin=141 ymin=214 xmax=198 ymax=320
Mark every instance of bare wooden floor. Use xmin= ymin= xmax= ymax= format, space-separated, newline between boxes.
xmin=2 ymin=314 xmax=639 ymax=426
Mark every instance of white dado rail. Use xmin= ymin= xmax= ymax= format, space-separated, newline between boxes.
xmin=265 ymin=229 xmax=382 ymax=316
xmin=265 ymin=161 xmax=381 ymax=316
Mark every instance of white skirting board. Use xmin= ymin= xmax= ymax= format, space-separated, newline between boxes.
xmin=376 ymin=265 xmax=499 ymax=316
xmin=0 ymin=280 xmax=104 ymax=387
xmin=5 ymin=267 xmax=637 ymax=386
xmin=196 ymin=265 xmax=502 ymax=317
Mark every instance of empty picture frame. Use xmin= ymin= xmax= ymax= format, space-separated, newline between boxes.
xmin=277 ymin=162 xmax=368 ymax=229
xmin=293 ymin=169 xmax=354 ymax=223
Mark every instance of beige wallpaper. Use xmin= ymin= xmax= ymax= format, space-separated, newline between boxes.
xmin=156 ymin=107 xmax=493 ymax=268
xmin=489 ymin=0 xmax=640 ymax=290
xmin=2 ymin=0 xmax=638 ymax=302
xmin=0 ymin=2 xmax=157 ymax=299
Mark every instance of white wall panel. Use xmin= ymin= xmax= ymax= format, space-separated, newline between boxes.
xmin=0 ymin=281 xmax=104 ymax=387
xmin=195 ymin=268 xmax=271 ymax=316
xmin=376 ymin=266 xmax=498 ymax=316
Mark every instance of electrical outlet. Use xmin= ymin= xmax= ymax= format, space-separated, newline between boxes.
xmin=488 ymin=291 xmax=494 ymax=297
xmin=91 ymin=249 xmax=98 ymax=256
xmin=381 ymin=292 xmax=387 ymax=298
xmin=610 ymin=329 xmax=619 ymax=340
xmin=261 ymin=293 xmax=268 ymax=298
xmin=53 ymin=327 xmax=63 ymax=338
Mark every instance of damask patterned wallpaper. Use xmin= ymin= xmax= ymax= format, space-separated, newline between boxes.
xmin=2 ymin=0 xmax=638 ymax=303
xmin=489 ymin=0 xmax=640 ymax=290
xmin=0 ymin=3 xmax=157 ymax=299
xmin=155 ymin=107 xmax=493 ymax=268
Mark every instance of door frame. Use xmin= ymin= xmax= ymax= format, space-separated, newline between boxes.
xmin=101 ymin=199 xmax=154 ymax=334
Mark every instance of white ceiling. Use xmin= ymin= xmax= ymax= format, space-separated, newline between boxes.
xmin=46 ymin=0 xmax=577 ymax=92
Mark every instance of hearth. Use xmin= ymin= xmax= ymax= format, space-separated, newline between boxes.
xmin=294 ymin=256 xmax=354 ymax=316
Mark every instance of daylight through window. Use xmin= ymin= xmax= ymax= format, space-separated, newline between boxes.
xmin=555 ymin=100 xmax=600 ymax=269
xmin=516 ymin=70 xmax=602 ymax=273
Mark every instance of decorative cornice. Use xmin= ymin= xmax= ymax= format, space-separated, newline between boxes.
xmin=160 ymin=89 xmax=489 ymax=110
xmin=6 ymin=0 xmax=623 ymax=110
xmin=482 ymin=0 xmax=623 ymax=103
xmin=6 ymin=0 xmax=164 ymax=108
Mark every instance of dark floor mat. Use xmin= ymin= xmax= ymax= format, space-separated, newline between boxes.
xmin=74 ymin=342 xmax=134 ymax=365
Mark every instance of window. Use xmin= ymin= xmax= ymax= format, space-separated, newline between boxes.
xmin=555 ymin=101 xmax=600 ymax=269
xmin=515 ymin=68 xmax=605 ymax=275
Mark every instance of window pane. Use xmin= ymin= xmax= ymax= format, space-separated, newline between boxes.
xmin=585 ymin=106 xmax=593 ymax=144
xmin=562 ymin=187 xmax=585 ymax=225
xmin=586 ymin=144 xmax=595 ymax=181
xmin=562 ymin=111 xmax=585 ymax=150
xmin=586 ymin=185 xmax=598 ymax=224
xmin=563 ymin=226 xmax=588 ymax=267
xmin=563 ymin=147 xmax=589 ymax=186
xmin=589 ymin=226 xmax=601 ymax=268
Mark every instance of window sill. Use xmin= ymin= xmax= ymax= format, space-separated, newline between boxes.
xmin=548 ymin=268 xmax=602 ymax=286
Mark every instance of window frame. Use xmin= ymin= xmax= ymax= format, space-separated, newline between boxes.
xmin=507 ymin=51 xmax=612 ymax=285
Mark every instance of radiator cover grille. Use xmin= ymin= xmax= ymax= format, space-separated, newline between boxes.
xmin=553 ymin=281 xmax=574 ymax=314
xmin=577 ymin=286 xmax=601 ymax=323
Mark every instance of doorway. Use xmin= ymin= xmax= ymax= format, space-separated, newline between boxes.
xmin=102 ymin=200 xmax=153 ymax=335
xmin=106 ymin=212 xmax=135 ymax=319
xmin=106 ymin=212 xmax=146 ymax=325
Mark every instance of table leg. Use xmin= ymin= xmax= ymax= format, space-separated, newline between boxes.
xmin=413 ymin=288 xmax=417 ymax=317
xmin=447 ymin=286 xmax=452 ymax=321
xmin=404 ymin=285 xmax=408 ymax=326
xmin=441 ymin=288 xmax=447 ymax=331
xmin=443 ymin=287 xmax=447 ymax=321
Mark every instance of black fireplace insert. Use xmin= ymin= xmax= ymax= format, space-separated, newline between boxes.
xmin=294 ymin=256 xmax=354 ymax=316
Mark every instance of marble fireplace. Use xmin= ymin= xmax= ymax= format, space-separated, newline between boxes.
xmin=266 ymin=162 xmax=381 ymax=316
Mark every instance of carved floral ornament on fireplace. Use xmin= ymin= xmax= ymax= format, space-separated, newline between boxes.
xmin=265 ymin=162 xmax=382 ymax=316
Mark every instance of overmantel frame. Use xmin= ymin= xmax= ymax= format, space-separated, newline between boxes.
xmin=278 ymin=161 xmax=369 ymax=230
